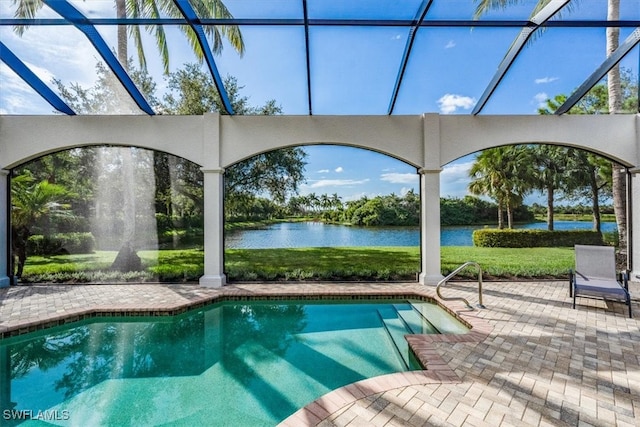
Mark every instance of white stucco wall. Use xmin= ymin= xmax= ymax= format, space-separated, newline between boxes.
xmin=439 ymin=114 xmax=638 ymax=167
xmin=218 ymin=115 xmax=424 ymax=168
xmin=0 ymin=115 xmax=206 ymax=168
xmin=1 ymin=114 xmax=637 ymax=170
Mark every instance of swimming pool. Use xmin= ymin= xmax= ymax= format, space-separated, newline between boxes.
xmin=0 ymin=298 xmax=468 ymax=426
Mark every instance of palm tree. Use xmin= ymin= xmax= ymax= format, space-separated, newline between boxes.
xmin=319 ymin=194 xmax=332 ymax=212
xmin=11 ymin=174 xmax=74 ymax=278
xmin=475 ymin=0 xmax=626 ymax=250
xmin=13 ymin=0 xmax=244 ymax=75
xmin=605 ymin=0 xmax=627 ymax=253
xmin=565 ymin=150 xmax=612 ymax=237
xmin=307 ymin=193 xmax=320 ymax=214
xmin=116 ymin=0 xmax=244 ymax=73
xmin=469 ymin=148 xmax=509 ymax=229
xmin=469 ymin=146 xmax=530 ymax=229
xmin=530 ymin=145 xmax=569 ymax=231
xmin=330 ymin=193 xmax=343 ymax=211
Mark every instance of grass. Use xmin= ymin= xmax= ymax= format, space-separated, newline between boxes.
xmin=534 ymin=213 xmax=616 ymax=222
xmin=441 ymin=247 xmax=573 ymax=279
xmin=20 ymin=246 xmax=576 ymax=283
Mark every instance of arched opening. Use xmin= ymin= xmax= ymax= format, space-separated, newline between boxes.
xmin=11 ymin=146 xmax=204 ymax=283
xmin=223 ymin=144 xmax=421 ymax=281
xmin=439 ymin=143 xmax=626 ymax=278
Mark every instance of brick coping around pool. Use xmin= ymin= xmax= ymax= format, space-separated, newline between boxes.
xmin=276 ymin=293 xmax=493 ymax=427
xmin=0 ymin=282 xmax=490 ymax=341
xmin=6 ymin=281 xmax=638 ymax=426
xmin=0 ymin=282 xmax=493 ymax=425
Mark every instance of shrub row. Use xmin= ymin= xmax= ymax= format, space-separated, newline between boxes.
xmin=472 ymin=229 xmax=603 ymax=248
xmin=27 ymin=232 xmax=96 ymax=255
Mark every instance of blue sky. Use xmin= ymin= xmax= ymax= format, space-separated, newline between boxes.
xmin=1 ymin=1 xmax=638 ymax=204
xmin=300 ymin=145 xmax=422 ymax=202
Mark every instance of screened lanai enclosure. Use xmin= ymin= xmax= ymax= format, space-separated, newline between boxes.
xmin=1 ymin=0 xmax=640 ymax=287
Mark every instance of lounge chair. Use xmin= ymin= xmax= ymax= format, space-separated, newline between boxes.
xmin=569 ymin=245 xmax=631 ymax=318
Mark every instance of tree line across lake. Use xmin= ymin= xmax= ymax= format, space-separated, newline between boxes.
xmin=228 ymin=192 xmax=535 ymax=227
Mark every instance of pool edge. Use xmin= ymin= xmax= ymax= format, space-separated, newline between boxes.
xmin=0 ymin=283 xmax=488 ymax=340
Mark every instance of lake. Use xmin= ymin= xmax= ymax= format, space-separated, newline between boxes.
xmin=225 ymin=221 xmax=617 ymax=249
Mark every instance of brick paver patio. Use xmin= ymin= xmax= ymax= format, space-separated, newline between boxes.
xmin=1 ymin=280 xmax=639 ymax=426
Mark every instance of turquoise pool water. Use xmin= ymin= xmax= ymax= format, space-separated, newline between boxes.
xmin=0 ymin=299 xmax=468 ymax=426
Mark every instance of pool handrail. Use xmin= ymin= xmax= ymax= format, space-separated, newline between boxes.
xmin=436 ymin=261 xmax=485 ymax=309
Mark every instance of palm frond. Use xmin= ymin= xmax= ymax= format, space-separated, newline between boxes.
xmin=13 ymin=0 xmax=44 ymax=36
xmin=473 ymin=0 xmax=525 ymax=20
xmin=147 ymin=0 xmax=170 ymax=73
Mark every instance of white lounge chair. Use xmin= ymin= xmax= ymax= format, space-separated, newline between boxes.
xmin=570 ymin=245 xmax=631 ymax=318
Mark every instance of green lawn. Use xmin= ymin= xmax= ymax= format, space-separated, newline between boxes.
xmin=534 ymin=213 xmax=616 ymax=222
xmin=20 ymin=246 xmax=575 ymax=283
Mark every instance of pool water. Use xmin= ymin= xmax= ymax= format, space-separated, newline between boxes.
xmin=0 ymin=299 xmax=468 ymax=426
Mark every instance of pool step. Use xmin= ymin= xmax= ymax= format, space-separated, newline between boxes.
xmin=393 ymin=303 xmax=440 ymax=335
xmin=409 ymin=302 xmax=469 ymax=335
xmin=378 ymin=313 xmax=410 ymax=369
xmin=378 ymin=302 xmax=452 ymax=369
xmin=378 ymin=304 xmax=435 ymax=369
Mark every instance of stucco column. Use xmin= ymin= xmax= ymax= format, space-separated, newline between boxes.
xmin=419 ymin=168 xmax=443 ymax=285
xmin=630 ymin=169 xmax=640 ymax=279
xmin=419 ymin=113 xmax=443 ymax=285
xmin=0 ymin=171 xmax=10 ymax=288
xmin=200 ymin=168 xmax=226 ymax=287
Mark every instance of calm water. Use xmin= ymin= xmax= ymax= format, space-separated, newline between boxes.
xmin=1 ymin=299 xmax=465 ymax=426
xmin=226 ymin=221 xmax=617 ymax=248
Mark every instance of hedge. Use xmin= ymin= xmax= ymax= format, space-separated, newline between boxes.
xmin=472 ymin=229 xmax=603 ymax=248
xmin=27 ymin=232 xmax=96 ymax=255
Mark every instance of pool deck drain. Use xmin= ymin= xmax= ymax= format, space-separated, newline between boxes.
xmin=1 ymin=281 xmax=639 ymax=426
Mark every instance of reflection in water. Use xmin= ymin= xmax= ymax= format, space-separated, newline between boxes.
xmin=0 ymin=301 xmax=414 ymax=425
xmin=225 ymin=221 xmax=420 ymax=248
xmin=226 ymin=221 xmax=619 ymax=249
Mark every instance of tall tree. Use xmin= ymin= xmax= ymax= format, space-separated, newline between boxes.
xmin=565 ymin=150 xmax=612 ymax=237
xmin=606 ymin=0 xmax=627 ymax=253
xmin=468 ymin=149 xmax=506 ymax=229
xmin=162 ymin=66 xmax=308 ymax=207
xmin=112 ymin=0 xmax=243 ymax=267
xmin=475 ymin=0 xmax=627 ymax=251
xmin=538 ymin=73 xmax=637 ymax=235
xmin=14 ymin=0 xmax=245 ymax=270
xmin=468 ymin=146 xmax=530 ymax=229
xmin=529 ymin=145 xmax=569 ymax=230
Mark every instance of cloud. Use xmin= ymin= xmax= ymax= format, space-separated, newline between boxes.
xmin=317 ymin=169 xmax=330 ymax=173
xmin=441 ymin=160 xmax=474 ymax=198
xmin=305 ymin=179 xmax=370 ymax=189
xmin=0 ymin=65 xmax=51 ymax=114
xmin=442 ymin=161 xmax=473 ymax=182
xmin=437 ymin=94 xmax=476 ymax=114
xmin=445 ymin=40 xmax=456 ymax=49
xmin=380 ymin=173 xmax=418 ymax=184
xmin=535 ymin=76 xmax=559 ymax=84
xmin=334 ymin=166 xmax=344 ymax=173
xmin=533 ymin=92 xmax=549 ymax=109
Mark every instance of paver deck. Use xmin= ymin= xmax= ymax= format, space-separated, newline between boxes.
xmin=1 ymin=280 xmax=639 ymax=426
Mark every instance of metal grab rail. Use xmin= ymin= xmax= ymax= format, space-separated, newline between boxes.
xmin=436 ymin=261 xmax=485 ymax=309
